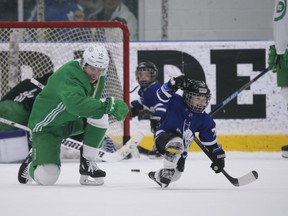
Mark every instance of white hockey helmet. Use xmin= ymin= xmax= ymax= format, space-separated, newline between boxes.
xmin=82 ymin=44 xmax=109 ymax=69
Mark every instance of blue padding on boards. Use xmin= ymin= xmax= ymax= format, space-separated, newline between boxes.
xmin=0 ymin=130 xmax=26 ymax=139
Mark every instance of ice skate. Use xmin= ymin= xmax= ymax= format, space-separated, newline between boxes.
xmin=159 ymin=168 xmax=175 ymax=186
xmin=79 ymin=148 xmax=106 ymax=185
xmin=148 ymin=171 xmax=162 ymax=187
xmin=18 ymin=151 xmax=32 ymax=184
xmin=148 ymin=168 xmax=175 ymax=188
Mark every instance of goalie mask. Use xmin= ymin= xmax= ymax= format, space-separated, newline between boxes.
xmin=82 ymin=44 xmax=109 ymax=71
xmin=183 ymin=80 xmax=211 ymax=113
xmin=135 ymin=62 xmax=158 ymax=88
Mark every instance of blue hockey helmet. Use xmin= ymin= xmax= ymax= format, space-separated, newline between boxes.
xmin=183 ymin=79 xmax=211 ymax=113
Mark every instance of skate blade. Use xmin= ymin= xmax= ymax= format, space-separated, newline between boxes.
xmin=80 ymin=175 xmax=104 ymax=185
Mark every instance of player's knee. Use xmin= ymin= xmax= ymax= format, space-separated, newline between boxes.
xmin=87 ymin=114 xmax=108 ymax=129
xmin=34 ymin=164 xmax=60 ymax=185
xmin=155 ymin=133 xmax=181 ymax=154
xmin=163 ymin=137 xmax=184 ymax=169
xmin=165 ymin=137 xmax=184 ymax=154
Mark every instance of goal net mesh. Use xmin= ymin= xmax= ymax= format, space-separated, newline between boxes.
xmin=0 ymin=22 xmax=129 ymax=144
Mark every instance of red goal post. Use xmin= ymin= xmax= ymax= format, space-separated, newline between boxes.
xmin=0 ymin=21 xmax=130 ymax=144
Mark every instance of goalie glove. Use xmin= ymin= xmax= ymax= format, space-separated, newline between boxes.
xmin=104 ymin=97 xmax=129 ymax=121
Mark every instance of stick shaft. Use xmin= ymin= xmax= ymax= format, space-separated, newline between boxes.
xmin=209 ymin=67 xmax=269 ymax=116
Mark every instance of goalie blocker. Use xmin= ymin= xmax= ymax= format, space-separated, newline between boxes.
xmin=0 ymin=130 xmax=29 ymax=163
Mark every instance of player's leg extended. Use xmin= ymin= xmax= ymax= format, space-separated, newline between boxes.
xmin=79 ymin=114 xmax=108 ymax=185
xmin=149 ymin=133 xmax=185 ymax=187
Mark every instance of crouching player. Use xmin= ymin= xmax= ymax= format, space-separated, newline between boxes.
xmin=148 ymin=75 xmax=226 ymax=188
xmin=18 ymin=44 xmax=128 ymax=186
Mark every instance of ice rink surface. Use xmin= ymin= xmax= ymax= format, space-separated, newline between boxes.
xmin=0 ymin=152 xmax=287 ymax=216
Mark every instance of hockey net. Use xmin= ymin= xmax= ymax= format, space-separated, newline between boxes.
xmin=0 ymin=21 xmax=130 ymax=144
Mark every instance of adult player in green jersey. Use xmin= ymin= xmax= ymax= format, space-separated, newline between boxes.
xmin=268 ymin=0 xmax=288 ymax=158
xmin=18 ymin=44 xmax=129 ymax=185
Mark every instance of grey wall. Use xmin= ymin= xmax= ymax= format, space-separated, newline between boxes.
xmin=139 ymin=0 xmax=274 ymax=41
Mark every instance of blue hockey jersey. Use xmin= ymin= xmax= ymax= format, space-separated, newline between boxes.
xmin=156 ymin=83 xmax=217 ymax=147
xmin=131 ymin=82 xmax=166 ymax=118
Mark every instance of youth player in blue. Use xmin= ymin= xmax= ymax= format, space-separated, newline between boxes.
xmin=130 ymin=62 xmax=166 ymax=156
xmin=148 ymin=75 xmax=226 ymax=188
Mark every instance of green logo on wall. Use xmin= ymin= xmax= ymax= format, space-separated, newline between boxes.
xmin=275 ymin=0 xmax=287 ymax=21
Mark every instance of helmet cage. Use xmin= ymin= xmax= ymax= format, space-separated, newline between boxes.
xmin=184 ymin=91 xmax=211 ymax=113
xmin=184 ymin=80 xmax=211 ymax=113
xmin=135 ymin=62 xmax=158 ymax=88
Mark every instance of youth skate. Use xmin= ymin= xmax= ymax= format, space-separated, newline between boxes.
xmin=18 ymin=151 xmax=32 ymax=184
xmin=79 ymin=148 xmax=106 ymax=185
xmin=148 ymin=168 xmax=175 ymax=188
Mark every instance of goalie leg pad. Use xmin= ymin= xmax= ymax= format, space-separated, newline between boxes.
xmin=34 ymin=164 xmax=60 ymax=185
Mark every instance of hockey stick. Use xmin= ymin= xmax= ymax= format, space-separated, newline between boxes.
xmin=0 ymin=117 xmax=144 ymax=162
xmin=63 ymin=132 xmax=144 ymax=162
xmin=191 ymin=68 xmax=268 ymax=186
xmin=209 ymin=67 xmax=269 ymax=116
xmin=193 ymin=136 xmax=258 ymax=187
xmin=30 ymin=78 xmax=45 ymax=89
xmin=130 ymin=85 xmax=139 ymax=93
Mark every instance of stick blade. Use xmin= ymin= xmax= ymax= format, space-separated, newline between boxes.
xmin=222 ymin=169 xmax=258 ymax=187
xmin=237 ymin=170 xmax=258 ymax=187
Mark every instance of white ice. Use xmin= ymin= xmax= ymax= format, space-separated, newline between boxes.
xmin=0 ymin=152 xmax=287 ymax=216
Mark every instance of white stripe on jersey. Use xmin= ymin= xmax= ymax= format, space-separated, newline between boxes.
xmin=14 ymin=89 xmax=38 ymax=102
xmin=33 ymin=102 xmax=66 ymax=132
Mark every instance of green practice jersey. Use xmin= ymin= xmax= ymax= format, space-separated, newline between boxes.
xmin=29 ymin=59 xmax=106 ymax=132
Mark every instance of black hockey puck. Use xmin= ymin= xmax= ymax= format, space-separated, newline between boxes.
xmin=131 ymin=169 xmax=140 ymax=172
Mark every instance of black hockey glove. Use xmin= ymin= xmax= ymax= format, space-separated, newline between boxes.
xmin=167 ymin=75 xmax=188 ymax=91
xmin=130 ymin=106 xmax=141 ymax=118
xmin=210 ymin=145 xmax=226 ymax=174
xmin=150 ymin=115 xmax=161 ymax=134
xmin=130 ymin=101 xmax=144 ymax=118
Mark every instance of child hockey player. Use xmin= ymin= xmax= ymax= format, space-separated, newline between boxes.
xmin=130 ymin=62 xmax=166 ymax=157
xmin=149 ymin=75 xmax=226 ymax=188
